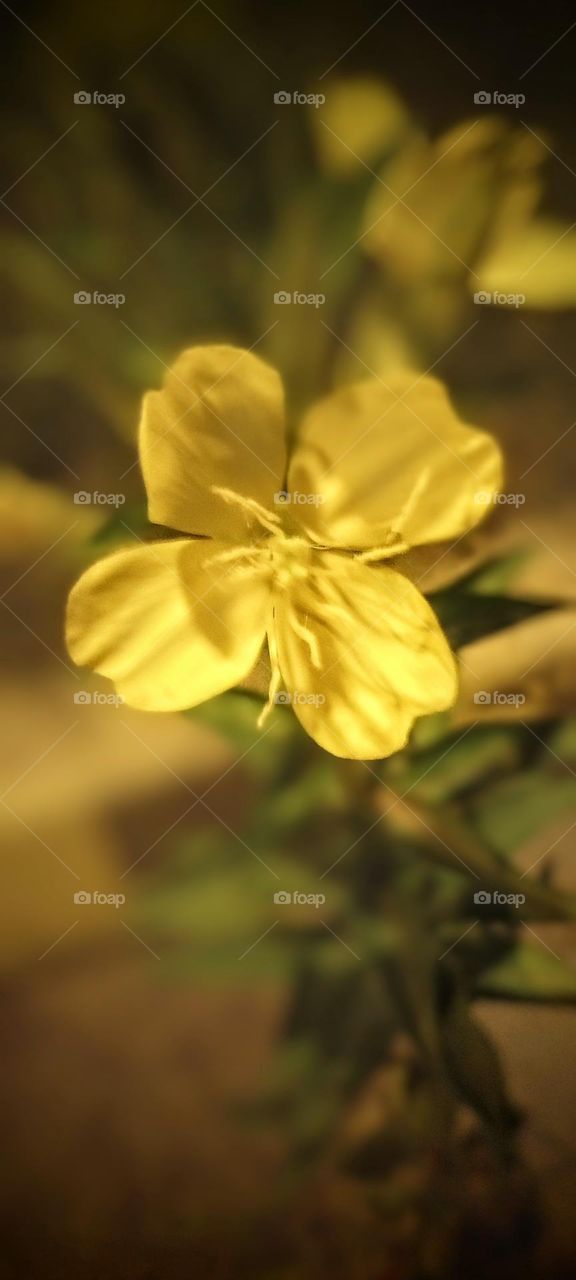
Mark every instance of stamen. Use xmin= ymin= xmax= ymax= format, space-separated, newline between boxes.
xmin=394 ymin=465 xmax=430 ymax=531
xmin=206 ymin=543 xmax=265 ymax=569
xmin=231 ymin=565 xmax=271 ymax=583
xmin=287 ymin=602 xmax=322 ymax=668
xmin=212 ymin=485 xmax=281 ymax=535
xmin=357 ymin=537 xmax=409 ymax=563
xmin=316 ymin=601 xmax=352 ymax=626
xmin=356 ymin=466 xmax=430 ymax=563
xmin=206 ymin=544 xmax=255 ymax=565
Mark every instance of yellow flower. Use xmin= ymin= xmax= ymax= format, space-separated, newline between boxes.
xmin=362 ymin=116 xmax=542 ymax=285
xmin=359 ymin=107 xmax=576 ymax=308
xmin=66 ymin=346 xmax=502 ymax=759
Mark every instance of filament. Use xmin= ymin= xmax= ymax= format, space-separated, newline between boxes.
xmin=211 ymin=485 xmax=281 ymax=535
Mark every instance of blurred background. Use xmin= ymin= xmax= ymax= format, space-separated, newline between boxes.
xmin=2 ymin=0 xmax=576 ymax=1276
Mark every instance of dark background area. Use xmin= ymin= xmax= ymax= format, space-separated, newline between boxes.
xmin=2 ymin=2 xmax=576 ymax=1278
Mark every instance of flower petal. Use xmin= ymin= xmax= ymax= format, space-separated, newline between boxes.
xmin=140 ymin=345 xmax=286 ymax=539
xmin=66 ymin=539 xmax=269 ymax=711
xmin=312 ymin=76 xmax=413 ymax=177
xmin=273 ymin=552 xmax=458 ymax=759
xmin=288 ymin=373 xmax=503 ymax=551
xmin=476 ymin=218 xmax=576 ymax=308
xmin=362 ymin=118 xmax=542 ymax=282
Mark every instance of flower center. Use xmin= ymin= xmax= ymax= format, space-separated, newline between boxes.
xmin=268 ymin=532 xmax=312 ymax=591
xmin=206 ymin=488 xmax=323 ymax=728
xmin=208 ymin=486 xmax=316 ymax=591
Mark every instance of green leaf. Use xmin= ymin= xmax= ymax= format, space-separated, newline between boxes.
xmin=478 ymin=940 xmax=576 ymax=1002
xmin=408 ymin=710 xmax=453 ymax=752
xmin=257 ymin=758 xmax=347 ymax=832
xmin=379 ymin=927 xmax=444 ymax=1070
xmin=388 ymin=805 xmax=572 ymax=919
xmin=385 ymin=726 xmax=520 ymax=804
xmin=458 ymin=551 xmax=532 ymax=595
xmin=128 ymin=834 xmax=343 ymax=982
xmin=472 ymin=771 xmax=576 ymax=856
xmin=90 ymin=500 xmax=149 ymax=548
xmin=190 ymin=691 xmax=296 ymax=762
xmin=441 ymin=997 xmax=519 ymax=1138
xmin=429 ymin=587 xmax=554 ymax=650
xmin=549 ymin=717 xmax=576 ymax=763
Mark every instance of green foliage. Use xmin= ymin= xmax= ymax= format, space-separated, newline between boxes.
xmin=383 ymin=725 xmax=521 ymax=804
xmin=479 ymin=941 xmax=576 ymax=1001
xmin=429 ymin=586 xmax=554 ymax=649
xmin=471 ymin=771 xmax=576 ymax=856
xmin=130 ymin=833 xmax=346 ymax=982
xmin=441 ymin=996 xmax=520 ymax=1136
xmin=122 ymin=556 xmax=576 ymax=1198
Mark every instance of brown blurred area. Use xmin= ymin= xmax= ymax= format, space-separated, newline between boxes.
xmin=2 ymin=0 xmax=576 ymax=1277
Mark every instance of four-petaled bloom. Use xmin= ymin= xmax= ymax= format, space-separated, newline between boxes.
xmin=66 ymin=346 xmax=502 ymax=758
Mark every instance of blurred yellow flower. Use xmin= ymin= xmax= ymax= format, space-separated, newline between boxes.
xmin=0 ymin=468 xmax=99 ymax=559
xmin=316 ymin=77 xmax=576 ymax=311
xmin=312 ymin=76 xmax=412 ymax=177
xmin=359 ymin=108 xmax=576 ymax=308
xmin=66 ymin=346 xmax=502 ymax=759
xmin=362 ymin=116 xmax=542 ymax=286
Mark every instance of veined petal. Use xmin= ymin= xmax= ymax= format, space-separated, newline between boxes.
xmin=272 ymin=552 xmax=458 ymax=759
xmin=140 ymin=345 xmax=286 ymax=539
xmin=288 ymin=373 xmax=503 ymax=551
xmin=66 ymin=539 xmax=269 ymax=711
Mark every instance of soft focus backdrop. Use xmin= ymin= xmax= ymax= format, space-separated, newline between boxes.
xmin=2 ymin=2 xmax=576 ymax=1277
